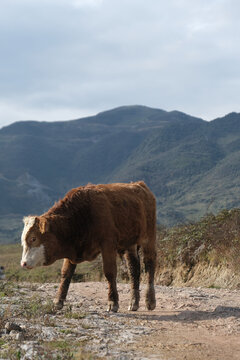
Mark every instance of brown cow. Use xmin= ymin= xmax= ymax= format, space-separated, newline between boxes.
xmin=21 ymin=181 xmax=157 ymax=312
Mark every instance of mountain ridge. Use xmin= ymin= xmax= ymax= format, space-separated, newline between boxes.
xmin=0 ymin=105 xmax=240 ymax=243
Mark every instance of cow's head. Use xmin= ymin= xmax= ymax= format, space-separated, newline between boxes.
xmin=20 ymin=215 xmax=57 ymax=269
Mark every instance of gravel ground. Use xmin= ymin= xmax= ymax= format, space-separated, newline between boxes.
xmin=1 ymin=281 xmax=240 ymax=359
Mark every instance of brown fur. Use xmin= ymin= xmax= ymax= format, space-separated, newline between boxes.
xmin=24 ymin=181 xmax=157 ymax=312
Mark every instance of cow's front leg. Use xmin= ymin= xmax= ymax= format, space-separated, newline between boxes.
xmin=54 ymin=258 xmax=76 ymax=309
xmin=102 ymin=248 xmax=119 ymax=312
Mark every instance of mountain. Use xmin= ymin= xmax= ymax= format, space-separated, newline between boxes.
xmin=0 ymin=105 xmax=240 ymax=243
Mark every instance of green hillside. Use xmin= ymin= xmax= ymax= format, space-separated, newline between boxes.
xmin=0 ymin=105 xmax=240 ymax=243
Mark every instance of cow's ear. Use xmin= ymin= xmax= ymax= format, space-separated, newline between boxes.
xmin=39 ymin=217 xmax=50 ymax=234
xmin=23 ymin=216 xmax=37 ymax=227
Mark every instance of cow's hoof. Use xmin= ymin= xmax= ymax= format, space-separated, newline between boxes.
xmin=146 ymin=289 xmax=156 ymax=310
xmin=107 ymin=301 xmax=119 ymax=312
xmin=128 ymin=302 xmax=139 ymax=311
xmin=146 ymin=300 xmax=156 ymax=310
xmin=53 ymin=299 xmax=64 ymax=310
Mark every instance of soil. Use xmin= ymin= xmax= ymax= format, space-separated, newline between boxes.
xmin=1 ymin=281 xmax=240 ymax=359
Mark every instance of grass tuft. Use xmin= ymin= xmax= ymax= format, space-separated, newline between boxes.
xmin=64 ymin=305 xmax=86 ymax=320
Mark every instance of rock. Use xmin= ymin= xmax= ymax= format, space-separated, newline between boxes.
xmin=16 ymin=332 xmax=24 ymax=341
xmin=5 ymin=322 xmax=22 ymax=333
xmin=20 ymin=342 xmax=38 ymax=360
xmin=9 ymin=330 xmax=24 ymax=341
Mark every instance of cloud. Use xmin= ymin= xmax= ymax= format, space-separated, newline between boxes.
xmin=72 ymin=0 xmax=103 ymax=8
xmin=0 ymin=0 xmax=240 ymax=126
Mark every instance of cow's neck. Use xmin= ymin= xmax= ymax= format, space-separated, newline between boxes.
xmin=48 ymin=216 xmax=89 ymax=262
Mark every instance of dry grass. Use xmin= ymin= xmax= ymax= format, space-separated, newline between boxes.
xmin=0 ymin=244 xmax=104 ymax=283
xmin=157 ymin=209 xmax=240 ymax=271
xmin=0 ymin=244 xmax=63 ymax=282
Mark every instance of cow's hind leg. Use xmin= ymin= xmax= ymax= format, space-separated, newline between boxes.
xmin=54 ymin=258 xmax=76 ymax=309
xmin=125 ymin=245 xmax=140 ymax=311
xmin=143 ymin=243 xmax=156 ymax=310
xmin=102 ymin=247 xmax=119 ymax=312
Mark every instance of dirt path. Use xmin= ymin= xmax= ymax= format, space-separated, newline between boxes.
xmin=46 ymin=282 xmax=240 ymax=359
xmin=1 ymin=281 xmax=240 ymax=359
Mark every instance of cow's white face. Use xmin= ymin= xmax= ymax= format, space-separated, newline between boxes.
xmin=21 ymin=216 xmax=46 ymax=269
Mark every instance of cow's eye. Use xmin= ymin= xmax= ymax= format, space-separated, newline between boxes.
xmin=31 ymin=237 xmax=37 ymax=243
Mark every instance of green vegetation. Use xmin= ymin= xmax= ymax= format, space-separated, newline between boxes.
xmin=17 ymin=295 xmax=57 ymax=320
xmin=0 ymin=339 xmax=5 ymax=347
xmin=1 ymin=106 xmax=240 ymax=241
xmin=0 ymin=280 xmax=18 ymax=297
xmin=64 ymin=305 xmax=86 ymax=320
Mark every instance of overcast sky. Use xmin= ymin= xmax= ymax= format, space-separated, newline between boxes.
xmin=1 ymin=0 xmax=240 ymax=128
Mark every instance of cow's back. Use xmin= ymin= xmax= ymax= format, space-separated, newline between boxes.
xmin=87 ymin=181 xmax=156 ymax=249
